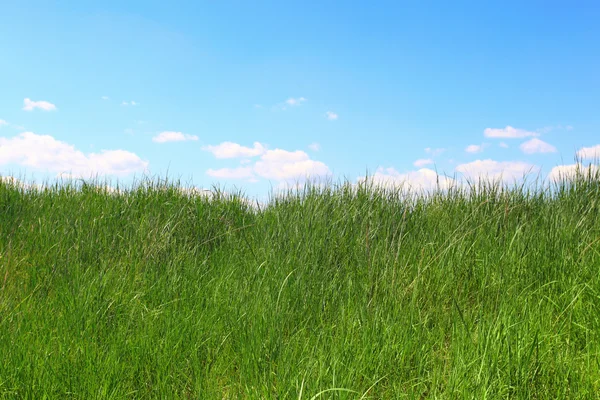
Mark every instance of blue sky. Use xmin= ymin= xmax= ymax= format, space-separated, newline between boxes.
xmin=1 ymin=1 xmax=599 ymax=197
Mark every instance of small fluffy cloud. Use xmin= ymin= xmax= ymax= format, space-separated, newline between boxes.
xmin=0 ymin=132 xmax=148 ymax=178
xmin=203 ymin=141 xmax=266 ymax=159
xmin=519 ymin=138 xmax=557 ymax=154
xmin=576 ymin=144 xmax=600 ymax=160
xmin=424 ymin=147 xmax=446 ymax=157
xmin=360 ymin=167 xmax=456 ymax=192
xmin=455 ymin=159 xmax=539 ymax=182
xmin=465 ymin=144 xmax=485 ymax=154
xmin=101 ymin=96 xmax=109 ymax=100
xmin=547 ymin=163 xmax=599 ymax=181
xmin=413 ymin=158 xmax=434 ymax=167
xmin=152 ymin=131 xmax=199 ymax=143
xmin=308 ymin=142 xmax=321 ymax=151
xmin=325 ymin=111 xmax=339 ymax=120
xmin=121 ymin=101 xmax=137 ymax=106
xmin=0 ymin=120 xmax=7 ymax=127
xmin=285 ymin=97 xmax=307 ymax=106
xmin=23 ymin=98 xmax=57 ymax=111
xmin=499 ymin=142 xmax=509 ymax=148
xmin=484 ymin=126 xmax=539 ymax=139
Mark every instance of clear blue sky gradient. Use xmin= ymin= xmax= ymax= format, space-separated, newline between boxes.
xmin=1 ymin=1 xmax=599 ymax=197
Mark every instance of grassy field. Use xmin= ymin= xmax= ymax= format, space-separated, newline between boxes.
xmin=1 ymin=170 xmax=599 ymax=399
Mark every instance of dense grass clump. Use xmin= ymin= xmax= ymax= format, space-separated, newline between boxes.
xmin=1 ymin=171 xmax=599 ymax=399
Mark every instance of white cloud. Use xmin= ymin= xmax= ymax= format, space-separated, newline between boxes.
xmin=285 ymin=97 xmax=307 ymax=106
xmin=455 ymin=159 xmax=539 ymax=182
xmin=499 ymin=142 xmax=509 ymax=148
xmin=101 ymin=96 xmax=109 ymax=100
xmin=537 ymin=125 xmax=574 ymax=134
xmin=576 ymin=144 xmax=600 ymax=160
xmin=519 ymin=138 xmax=557 ymax=154
xmin=465 ymin=144 xmax=485 ymax=154
xmin=254 ymin=149 xmax=330 ymax=181
xmin=413 ymin=158 xmax=434 ymax=167
xmin=424 ymin=147 xmax=446 ymax=157
xmin=121 ymin=101 xmax=138 ymax=106
xmin=152 ymin=131 xmax=199 ymax=143
xmin=484 ymin=126 xmax=539 ymax=139
xmin=308 ymin=142 xmax=321 ymax=151
xmin=205 ymin=147 xmax=330 ymax=182
xmin=23 ymin=98 xmax=57 ymax=111
xmin=206 ymin=167 xmax=255 ymax=179
xmin=359 ymin=167 xmax=456 ymax=192
xmin=548 ymin=163 xmax=599 ymax=181
xmin=203 ymin=141 xmax=266 ymax=159
xmin=325 ymin=111 xmax=339 ymax=120
xmin=0 ymin=120 xmax=7 ymax=127
xmin=0 ymin=132 xmax=148 ymax=178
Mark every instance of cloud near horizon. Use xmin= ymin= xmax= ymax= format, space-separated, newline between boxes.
xmin=413 ymin=158 xmax=434 ymax=167
xmin=0 ymin=132 xmax=148 ymax=178
xmin=206 ymin=145 xmax=330 ymax=183
xmin=547 ymin=163 xmax=599 ymax=181
xmin=455 ymin=159 xmax=539 ymax=182
xmin=576 ymin=144 xmax=600 ymax=160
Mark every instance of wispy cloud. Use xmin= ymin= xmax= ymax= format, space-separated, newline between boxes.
xmin=308 ymin=142 xmax=321 ymax=151
xmin=101 ymin=96 xmax=110 ymax=100
xmin=152 ymin=131 xmax=199 ymax=143
xmin=121 ymin=101 xmax=138 ymax=106
xmin=0 ymin=132 xmax=148 ymax=178
xmin=576 ymin=144 xmax=600 ymax=160
xmin=285 ymin=97 xmax=307 ymax=106
xmin=325 ymin=111 xmax=338 ymax=120
xmin=424 ymin=147 xmax=446 ymax=157
xmin=22 ymin=98 xmax=57 ymax=111
xmin=465 ymin=144 xmax=486 ymax=154
xmin=499 ymin=142 xmax=509 ymax=148
xmin=203 ymin=141 xmax=266 ymax=159
xmin=519 ymin=138 xmax=557 ymax=154
xmin=413 ymin=158 xmax=434 ymax=167
xmin=484 ymin=126 xmax=539 ymax=139
xmin=0 ymin=119 xmax=8 ymax=127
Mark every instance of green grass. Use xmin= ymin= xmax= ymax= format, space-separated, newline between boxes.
xmin=1 ymin=169 xmax=599 ymax=399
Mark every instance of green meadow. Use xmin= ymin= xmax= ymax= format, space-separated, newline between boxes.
xmin=1 ymin=169 xmax=599 ymax=399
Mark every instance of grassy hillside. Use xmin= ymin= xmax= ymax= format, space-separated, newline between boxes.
xmin=1 ymin=172 xmax=599 ymax=399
